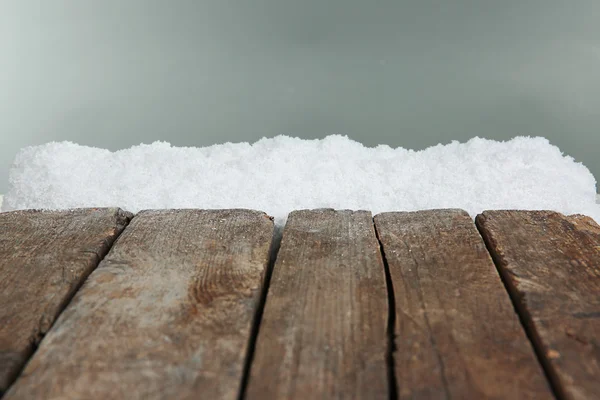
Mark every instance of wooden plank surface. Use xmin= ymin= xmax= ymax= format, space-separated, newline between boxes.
xmin=375 ymin=209 xmax=553 ymax=399
xmin=245 ymin=209 xmax=389 ymax=400
xmin=476 ymin=211 xmax=600 ymax=400
xmin=0 ymin=208 xmax=131 ymax=394
xmin=4 ymin=209 xmax=274 ymax=400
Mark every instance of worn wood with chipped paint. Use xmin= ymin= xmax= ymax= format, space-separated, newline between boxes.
xmin=245 ymin=209 xmax=389 ymax=400
xmin=3 ymin=209 xmax=274 ymax=400
xmin=477 ymin=211 xmax=600 ymax=400
xmin=375 ymin=209 xmax=553 ymax=399
xmin=0 ymin=208 xmax=131 ymax=394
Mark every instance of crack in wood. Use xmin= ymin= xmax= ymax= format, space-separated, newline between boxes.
xmin=374 ymin=218 xmax=399 ymax=400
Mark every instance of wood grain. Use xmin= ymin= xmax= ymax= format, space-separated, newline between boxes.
xmin=375 ymin=209 xmax=553 ymax=399
xmin=476 ymin=210 xmax=600 ymax=400
xmin=0 ymin=208 xmax=132 ymax=394
xmin=3 ymin=209 xmax=274 ymax=400
xmin=245 ymin=209 xmax=389 ymax=400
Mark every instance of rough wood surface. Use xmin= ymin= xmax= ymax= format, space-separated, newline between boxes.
xmin=375 ymin=209 xmax=553 ymax=399
xmin=476 ymin=210 xmax=600 ymax=400
xmin=0 ymin=208 xmax=132 ymax=394
xmin=4 ymin=209 xmax=274 ymax=400
xmin=245 ymin=209 xmax=389 ymax=400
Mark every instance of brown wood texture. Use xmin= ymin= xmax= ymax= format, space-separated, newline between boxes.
xmin=245 ymin=209 xmax=389 ymax=400
xmin=3 ymin=209 xmax=274 ymax=400
xmin=476 ymin=210 xmax=600 ymax=400
xmin=375 ymin=209 xmax=553 ymax=399
xmin=0 ymin=208 xmax=132 ymax=394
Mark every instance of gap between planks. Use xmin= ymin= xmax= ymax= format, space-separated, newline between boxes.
xmin=244 ymin=209 xmax=390 ymax=399
xmin=3 ymin=209 xmax=275 ymax=400
xmin=476 ymin=211 xmax=600 ymax=400
xmin=241 ymin=211 xmax=400 ymax=400
xmin=245 ymin=209 xmax=559 ymax=399
xmin=475 ymin=215 xmax=565 ymax=399
xmin=0 ymin=208 xmax=133 ymax=396
xmin=374 ymin=210 xmax=552 ymax=399
xmin=374 ymin=218 xmax=400 ymax=400
xmin=237 ymin=225 xmax=284 ymax=400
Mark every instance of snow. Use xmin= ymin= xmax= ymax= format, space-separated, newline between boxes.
xmin=2 ymin=135 xmax=599 ymax=226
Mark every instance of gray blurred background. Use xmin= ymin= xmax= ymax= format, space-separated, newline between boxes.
xmin=1 ymin=0 xmax=599 ymax=194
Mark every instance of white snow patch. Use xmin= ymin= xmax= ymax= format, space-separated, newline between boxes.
xmin=2 ymin=135 xmax=599 ymax=226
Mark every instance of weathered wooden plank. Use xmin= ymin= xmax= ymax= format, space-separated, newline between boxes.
xmin=4 ymin=209 xmax=274 ymax=400
xmin=245 ymin=209 xmax=389 ymax=400
xmin=375 ymin=209 xmax=553 ymax=399
xmin=476 ymin=210 xmax=600 ymax=400
xmin=0 ymin=208 xmax=132 ymax=394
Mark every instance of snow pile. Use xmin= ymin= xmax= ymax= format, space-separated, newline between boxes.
xmin=3 ymin=135 xmax=599 ymax=226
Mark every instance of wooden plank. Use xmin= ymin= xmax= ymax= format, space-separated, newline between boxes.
xmin=476 ymin=210 xmax=600 ymax=400
xmin=0 ymin=208 xmax=132 ymax=394
xmin=375 ymin=209 xmax=553 ymax=399
xmin=245 ymin=209 xmax=389 ymax=400
xmin=4 ymin=209 xmax=274 ymax=400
